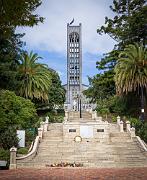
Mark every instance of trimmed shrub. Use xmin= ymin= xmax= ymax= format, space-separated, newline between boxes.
xmin=0 ymin=148 xmax=10 ymax=161
xmin=17 ymin=147 xmax=28 ymax=155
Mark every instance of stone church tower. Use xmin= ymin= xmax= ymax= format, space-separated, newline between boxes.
xmin=63 ymin=22 xmax=94 ymax=110
xmin=66 ymin=23 xmax=82 ymax=108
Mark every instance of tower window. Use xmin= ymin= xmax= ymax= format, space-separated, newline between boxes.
xmin=69 ymin=32 xmax=79 ymax=44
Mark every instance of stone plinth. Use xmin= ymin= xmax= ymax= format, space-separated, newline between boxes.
xmin=63 ymin=121 xmax=110 ymax=142
xmin=9 ymin=147 xmax=17 ymax=169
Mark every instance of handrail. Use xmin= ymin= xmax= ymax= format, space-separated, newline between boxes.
xmin=28 ymin=141 xmax=34 ymax=153
xmin=16 ymin=136 xmax=40 ymax=160
xmin=136 ymin=136 xmax=147 ymax=152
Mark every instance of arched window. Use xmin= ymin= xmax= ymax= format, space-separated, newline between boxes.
xmin=69 ymin=32 xmax=79 ymax=43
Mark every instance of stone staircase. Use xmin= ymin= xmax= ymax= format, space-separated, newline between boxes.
xmin=17 ymin=122 xmax=147 ymax=168
xmin=68 ymin=111 xmax=93 ymax=122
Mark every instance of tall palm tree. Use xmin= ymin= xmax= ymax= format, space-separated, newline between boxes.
xmin=115 ymin=43 xmax=147 ymax=95
xmin=115 ymin=43 xmax=147 ymax=119
xmin=18 ymin=51 xmax=51 ymax=101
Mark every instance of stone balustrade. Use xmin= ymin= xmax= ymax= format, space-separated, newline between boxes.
xmin=9 ymin=116 xmax=49 ymax=169
xmin=65 ymin=111 xmax=69 ymax=119
xmin=9 ymin=147 xmax=17 ymax=169
xmin=117 ymin=116 xmax=124 ymax=132
xmin=92 ymin=110 xmax=97 ymax=119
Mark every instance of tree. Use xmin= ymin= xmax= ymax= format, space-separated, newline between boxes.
xmin=0 ymin=0 xmax=44 ymax=33
xmin=84 ymin=72 xmax=115 ymax=103
xmin=0 ymin=30 xmax=24 ymax=90
xmin=84 ymin=50 xmax=118 ymax=103
xmin=115 ymin=43 xmax=147 ymax=95
xmin=0 ymin=90 xmax=38 ymax=149
xmin=115 ymin=43 xmax=147 ymax=118
xmin=17 ymin=51 xmax=51 ymax=101
xmin=36 ymin=70 xmax=66 ymax=109
xmin=97 ymin=0 xmax=147 ymax=47
xmin=48 ymin=71 xmax=66 ymax=109
xmin=0 ymin=0 xmax=44 ymax=91
xmin=85 ymin=0 xmax=147 ymax=116
xmin=0 ymin=127 xmax=19 ymax=150
xmin=0 ymin=90 xmax=38 ymax=130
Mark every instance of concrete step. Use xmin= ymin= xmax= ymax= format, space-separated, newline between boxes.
xmin=16 ymin=121 xmax=147 ymax=168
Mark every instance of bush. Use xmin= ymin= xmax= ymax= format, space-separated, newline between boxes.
xmin=0 ymin=90 xmax=38 ymax=130
xmin=0 ymin=90 xmax=39 ymax=150
xmin=25 ymin=130 xmax=36 ymax=148
xmin=0 ymin=126 xmax=19 ymax=150
xmin=0 ymin=148 xmax=10 ymax=161
xmin=45 ymin=110 xmax=64 ymax=123
xmin=17 ymin=147 xmax=28 ymax=155
xmin=129 ymin=118 xmax=147 ymax=143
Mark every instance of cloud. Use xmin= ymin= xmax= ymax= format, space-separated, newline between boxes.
xmin=17 ymin=0 xmax=116 ymax=85
xmin=18 ymin=0 xmax=115 ymax=55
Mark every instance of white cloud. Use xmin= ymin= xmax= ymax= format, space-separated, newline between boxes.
xmin=17 ymin=0 xmax=116 ymax=85
xmin=18 ymin=0 xmax=115 ymax=55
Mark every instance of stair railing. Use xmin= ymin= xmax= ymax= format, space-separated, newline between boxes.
xmin=9 ymin=118 xmax=49 ymax=169
xmin=9 ymin=136 xmax=40 ymax=169
xmin=117 ymin=116 xmax=124 ymax=132
xmin=125 ymin=120 xmax=136 ymax=138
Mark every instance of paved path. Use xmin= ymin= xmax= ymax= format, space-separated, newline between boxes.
xmin=0 ymin=167 xmax=147 ymax=180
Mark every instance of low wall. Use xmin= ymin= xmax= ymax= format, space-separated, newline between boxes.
xmin=63 ymin=121 xmax=110 ymax=142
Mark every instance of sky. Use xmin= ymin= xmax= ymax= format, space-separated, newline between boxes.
xmin=18 ymin=0 xmax=116 ymax=85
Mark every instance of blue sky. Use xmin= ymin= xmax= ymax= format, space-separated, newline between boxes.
xmin=18 ymin=0 xmax=115 ymax=85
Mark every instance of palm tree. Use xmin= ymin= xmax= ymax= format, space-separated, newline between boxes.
xmin=115 ymin=43 xmax=147 ymax=95
xmin=115 ymin=43 xmax=147 ymax=119
xmin=17 ymin=51 xmax=51 ymax=101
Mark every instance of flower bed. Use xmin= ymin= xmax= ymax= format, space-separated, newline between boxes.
xmin=46 ymin=162 xmax=83 ymax=167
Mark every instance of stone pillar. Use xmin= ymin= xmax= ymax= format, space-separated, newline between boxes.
xmin=92 ymin=110 xmax=97 ymax=119
xmin=40 ymin=121 xmax=44 ymax=129
xmin=96 ymin=116 xmax=102 ymax=122
xmin=45 ymin=116 xmax=49 ymax=123
xmin=130 ymin=127 xmax=136 ymax=138
xmin=65 ymin=111 xmax=68 ymax=119
xmin=43 ymin=122 xmax=48 ymax=132
xmin=117 ymin=116 xmax=120 ymax=125
xmin=94 ymin=110 xmax=97 ymax=118
xmin=9 ymin=147 xmax=17 ymax=169
xmin=126 ymin=121 xmax=131 ymax=132
xmin=92 ymin=111 xmax=95 ymax=119
xmin=89 ymin=108 xmax=92 ymax=113
xmin=120 ymin=121 xmax=124 ymax=132
xmin=63 ymin=117 xmax=68 ymax=123
xmin=38 ymin=128 xmax=43 ymax=139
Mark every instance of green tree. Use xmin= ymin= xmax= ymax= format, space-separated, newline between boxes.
xmin=85 ymin=0 xmax=147 ymax=116
xmin=0 ymin=0 xmax=44 ymax=91
xmin=36 ymin=70 xmax=66 ymax=109
xmin=17 ymin=51 xmax=51 ymax=101
xmin=115 ymin=43 xmax=147 ymax=95
xmin=0 ymin=90 xmax=38 ymax=130
xmin=48 ymin=71 xmax=66 ymax=109
xmin=0 ymin=30 xmax=24 ymax=90
xmin=97 ymin=0 xmax=147 ymax=47
xmin=84 ymin=51 xmax=120 ymax=115
xmin=0 ymin=127 xmax=19 ymax=150
xmin=115 ymin=43 xmax=147 ymax=118
xmin=0 ymin=0 xmax=44 ymax=33
xmin=0 ymin=90 xmax=38 ymax=149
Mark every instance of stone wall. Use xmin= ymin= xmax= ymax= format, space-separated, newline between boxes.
xmin=63 ymin=121 xmax=110 ymax=142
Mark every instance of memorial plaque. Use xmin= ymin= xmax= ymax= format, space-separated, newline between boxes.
xmin=80 ymin=126 xmax=93 ymax=138
xmin=17 ymin=130 xmax=25 ymax=147
xmin=69 ymin=129 xmax=76 ymax=132
xmin=97 ymin=129 xmax=104 ymax=132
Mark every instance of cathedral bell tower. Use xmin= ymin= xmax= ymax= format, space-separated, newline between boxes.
xmin=67 ymin=22 xmax=82 ymax=109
